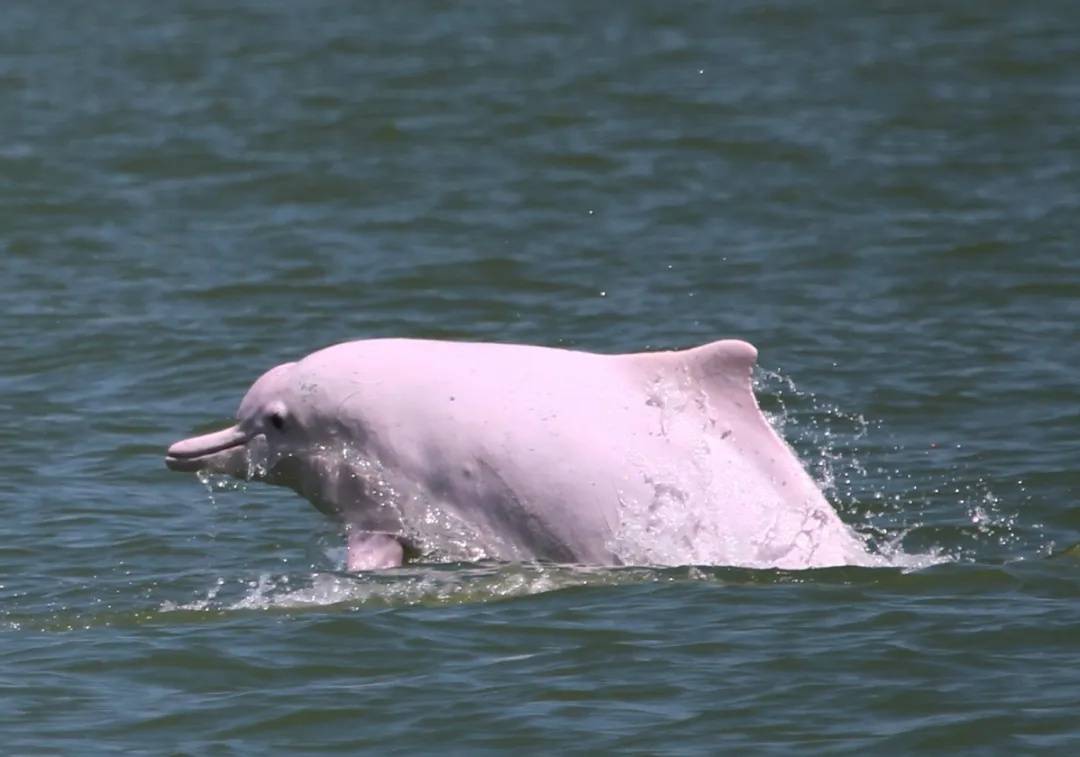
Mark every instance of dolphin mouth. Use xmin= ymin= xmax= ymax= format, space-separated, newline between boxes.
xmin=165 ymin=425 xmax=249 ymax=472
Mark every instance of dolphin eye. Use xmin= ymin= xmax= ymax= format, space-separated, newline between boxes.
xmin=269 ymin=412 xmax=285 ymax=430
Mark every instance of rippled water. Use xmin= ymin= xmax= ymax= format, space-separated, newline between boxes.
xmin=3 ymin=0 xmax=1079 ymax=751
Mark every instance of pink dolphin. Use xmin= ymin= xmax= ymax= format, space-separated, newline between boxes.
xmin=165 ymin=338 xmax=873 ymax=570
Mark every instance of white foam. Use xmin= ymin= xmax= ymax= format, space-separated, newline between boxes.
xmin=160 ymin=564 xmax=675 ymax=613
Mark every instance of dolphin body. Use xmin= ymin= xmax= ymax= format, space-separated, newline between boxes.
xmin=166 ymin=338 xmax=873 ymax=570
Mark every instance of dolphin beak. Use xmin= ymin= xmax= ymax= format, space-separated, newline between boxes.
xmin=165 ymin=425 xmax=250 ymax=474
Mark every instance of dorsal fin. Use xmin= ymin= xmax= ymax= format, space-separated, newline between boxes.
xmin=677 ymin=339 xmax=758 ymax=386
xmin=623 ymin=339 xmax=759 ymax=399
xmin=622 ymin=339 xmax=841 ymax=532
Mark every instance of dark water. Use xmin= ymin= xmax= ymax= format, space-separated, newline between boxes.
xmin=3 ymin=0 xmax=1079 ymax=751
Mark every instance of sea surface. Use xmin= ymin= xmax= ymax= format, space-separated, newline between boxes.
xmin=3 ymin=0 xmax=1079 ymax=752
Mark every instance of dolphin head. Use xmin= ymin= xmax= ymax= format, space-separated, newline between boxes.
xmin=165 ymin=361 xmax=315 ymax=485
xmin=166 ymin=348 xmax=407 ymax=535
xmin=166 ymin=356 xmax=384 ymax=524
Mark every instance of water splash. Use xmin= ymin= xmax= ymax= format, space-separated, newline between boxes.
xmin=327 ymin=444 xmax=510 ymax=563
xmin=157 ymin=561 xmax=902 ymax=616
xmin=753 ymin=368 xmax=1037 ymax=564
xmin=160 ymin=564 xmax=666 ymax=613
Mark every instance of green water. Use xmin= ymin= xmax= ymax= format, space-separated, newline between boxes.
xmin=3 ymin=1 xmax=1079 ymax=752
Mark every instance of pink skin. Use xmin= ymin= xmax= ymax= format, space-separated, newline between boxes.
xmin=165 ymin=338 xmax=872 ymax=571
xmin=345 ymin=531 xmax=404 ymax=571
